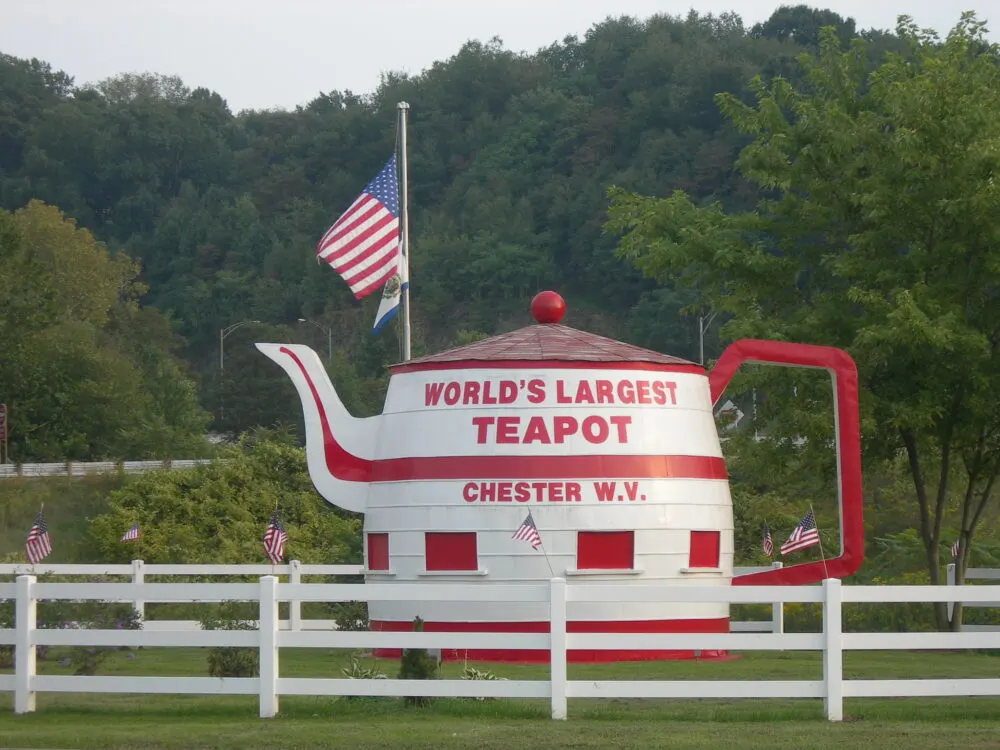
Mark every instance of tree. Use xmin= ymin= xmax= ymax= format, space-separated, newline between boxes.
xmin=605 ymin=13 xmax=1000 ymax=628
xmin=0 ymin=201 xmax=210 ymax=461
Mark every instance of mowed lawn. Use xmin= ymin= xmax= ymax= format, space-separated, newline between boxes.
xmin=1 ymin=648 xmax=1000 ymax=749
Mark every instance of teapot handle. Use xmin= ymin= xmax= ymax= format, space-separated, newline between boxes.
xmin=708 ymin=339 xmax=864 ymax=586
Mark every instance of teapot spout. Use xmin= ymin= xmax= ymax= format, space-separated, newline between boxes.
xmin=256 ymin=343 xmax=377 ymax=514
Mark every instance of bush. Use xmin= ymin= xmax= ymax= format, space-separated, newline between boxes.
xmin=329 ymin=600 xmax=368 ymax=631
xmin=398 ymin=617 xmax=438 ymax=707
xmin=0 ymin=574 xmax=143 ymax=674
xmin=341 ymin=654 xmax=387 ymax=700
xmin=199 ymin=601 xmax=259 ymax=678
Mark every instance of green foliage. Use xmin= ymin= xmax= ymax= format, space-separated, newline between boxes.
xmin=0 ymin=9 xmax=848 ymax=437
xmin=328 ymin=601 xmax=369 ymax=632
xmin=0 ymin=579 xmax=142 ymax=674
xmin=460 ymin=663 xmax=506 ymax=701
xmin=398 ymin=616 xmax=439 ymax=707
xmin=607 ymin=13 xmax=1000 ymax=616
xmin=0 ymin=201 xmax=210 ymax=462
xmin=85 ymin=430 xmax=362 ymax=565
xmin=199 ymin=601 xmax=260 ymax=678
xmin=340 ymin=653 xmax=388 ymax=700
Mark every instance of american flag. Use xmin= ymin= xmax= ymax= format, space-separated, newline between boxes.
xmin=316 ymin=156 xmax=400 ymax=300
xmin=25 ymin=510 xmax=52 ymax=564
xmin=762 ymin=523 xmax=774 ymax=557
xmin=121 ymin=522 xmax=140 ymax=542
xmin=951 ymin=538 xmax=960 ymax=558
xmin=512 ymin=512 xmax=542 ymax=550
xmin=263 ymin=510 xmax=287 ymax=564
xmin=780 ymin=510 xmax=820 ymax=555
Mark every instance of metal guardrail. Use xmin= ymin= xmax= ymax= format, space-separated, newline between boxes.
xmin=0 ymin=459 xmax=213 ymax=478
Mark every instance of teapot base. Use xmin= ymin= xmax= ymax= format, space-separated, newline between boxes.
xmin=369 ymin=617 xmax=735 ymax=663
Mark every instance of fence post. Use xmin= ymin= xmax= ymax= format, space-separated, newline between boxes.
xmin=15 ymin=575 xmax=37 ymax=714
xmin=258 ymin=575 xmax=279 ymax=718
xmin=288 ymin=560 xmax=301 ymax=631
xmin=549 ymin=577 xmax=567 ymax=720
xmin=131 ymin=559 xmax=145 ymax=620
xmin=771 ymin=561 xmax=784 ymax=634
xmin=946 ymin=563 xmax=956 ymax=624
xmin=822 ymin=578 xmax=843 ymax=722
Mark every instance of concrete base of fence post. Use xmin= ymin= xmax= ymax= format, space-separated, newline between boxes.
xmin=289 ymin=560 xmax=302 ymax=631
xmin=822 ymin=578 xmax=843 ymax=722
xmin=259 ymin=575 xmax=279 ymax=718
xmin=549 ymin=577 xmax=567 ymax=720
xmin=131 ymin=559 xmax=145 ymax=621
xmin=15 ymin=575 xmax=37 ymax=714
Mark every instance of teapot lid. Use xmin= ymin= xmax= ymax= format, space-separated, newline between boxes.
xmin=392 ymin=291 xmax=700 ymax=373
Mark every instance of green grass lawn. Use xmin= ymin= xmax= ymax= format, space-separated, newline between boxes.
xmin=1 ymin=647 xmax=1000 ymax=748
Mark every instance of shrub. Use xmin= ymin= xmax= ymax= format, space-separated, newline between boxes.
xmin=398 ymin=616 xmax=438 ymax=707
xmin=199 ymin=601 xmax=259 ymax=678
xmin=59 ymin=606 xmax=143 ymax=675
xmin=329 ymin=600 xmax=368 ymax=632
xmin=341 ymin=654 xmax=387 ymax=700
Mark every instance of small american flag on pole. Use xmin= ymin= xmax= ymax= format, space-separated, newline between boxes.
xmin=780 ymin=510 xmax=820 ymax=555
xmin=25 ymin=510 xmax=52 ymax=564
xmin=316 ymin=156 xmax=401 ymax=300
xmin=263 ymin=510 xmax=287 ymax=564
xmin=762 ymin=523 xmax=774 ymax=557
xmin=121 ymin=522 xmax=140 ymax=542
xmin=512 ymin=512 xmax=542 ymax=550
xmin=951 ymin=538 xmax=960 ymax=559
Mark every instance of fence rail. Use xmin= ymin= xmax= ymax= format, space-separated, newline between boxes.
xmin=0 ymin=561 xmax=787 ymax=634
xmin=946 ymin=563 xmax=1000 ymax=629
xmin=0 ymin=459 xmax=213 ymax=478
xmin=2 ymin=576 xmax=999 ymax=720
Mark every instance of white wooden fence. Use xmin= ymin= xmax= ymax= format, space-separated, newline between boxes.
xmin=0 ymin=561 xmax=786 ymax=634
xmin=0 ymin=459 xmax=212 ymax=478
xmin=2 ymin=576 xmax=999 ymax=721
xmin=946 ymin=563 xmax=1000 ymax=629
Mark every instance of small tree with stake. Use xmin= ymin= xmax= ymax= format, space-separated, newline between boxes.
xmin=397 ymin=616 xmax=439 ymax=707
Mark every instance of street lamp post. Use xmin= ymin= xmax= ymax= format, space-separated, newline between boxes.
xmin=218 ymin=320 xmax=263 ymax=424
xmin=698 ymin=311 xmax=717 ymax=367
xmin=298 ymin=318 xmax=332 ymax=363
xmin=220 ymin=320 xmax=263 ymax=372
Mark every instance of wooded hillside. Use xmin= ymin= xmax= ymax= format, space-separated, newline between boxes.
xmin=0 ymin=4 xmax=904 ymax=452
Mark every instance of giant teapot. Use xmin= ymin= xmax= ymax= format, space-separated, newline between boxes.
xmin=258 ymin=291 xmax=863 ymax=662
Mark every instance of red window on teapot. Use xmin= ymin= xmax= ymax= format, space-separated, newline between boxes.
xmin=688 ymin=530 xmax=721 ymax=568
xmin=366 ymin=533 xmax=389 ymax=571
xmin=425 ymin=532 xmax=478 ymax=571
xmin=577 ymin=531 xmax=634 ymax=569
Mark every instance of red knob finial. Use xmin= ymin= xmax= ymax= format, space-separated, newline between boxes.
xmin=530 ymin=291 xmax=566 ymax=324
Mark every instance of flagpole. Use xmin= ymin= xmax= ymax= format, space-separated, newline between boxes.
xmin=397 ymin=101 xmax=412 ymax=362
xmin=810 ymin=503 xmax=831 ymax=580
xmin=537 ymin=535 xmax=556 ymax=578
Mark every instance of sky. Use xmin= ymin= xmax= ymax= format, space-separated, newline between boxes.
xmin=3 ymin=0 xmax=997 ymax=112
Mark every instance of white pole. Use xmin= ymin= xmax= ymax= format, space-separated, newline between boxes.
xmin=258 ymin=575 xmax=279 ymax=718
xmin=397 ymin=101 xmax=412 ymax=362
xmin=15 ymin=575 xmax=37 ymax=714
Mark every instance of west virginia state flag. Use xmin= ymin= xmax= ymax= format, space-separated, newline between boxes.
xmin=372 ymin=250 xmax=408 ymax=334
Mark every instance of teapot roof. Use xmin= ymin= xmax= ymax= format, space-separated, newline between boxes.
xmin=392 ymin=291 xmax=699 ymax=371
xmin=397 ymin=323 xmax=697 ymax=368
